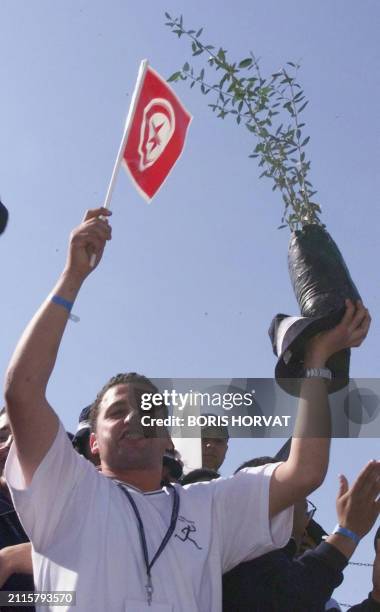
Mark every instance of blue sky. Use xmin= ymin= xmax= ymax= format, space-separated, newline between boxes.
xmin=0 ymin=1 xmax=379 ymax=607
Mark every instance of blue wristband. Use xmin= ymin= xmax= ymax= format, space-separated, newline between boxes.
xmin=332 ymin=524 xmax=360 ymax=545
xmin=51 ymin=295 xmax=80 ymax=323
xmin=52 ymin=295 xmax=73 ymax=312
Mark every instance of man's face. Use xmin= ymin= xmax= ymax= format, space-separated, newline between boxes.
xmin=90 ymin=384 xmax=168 ymax=472
xmin=0 ymin=413 xmax=12 ymax=475
xmin=201 ymin=437 xmax=228 ymax=472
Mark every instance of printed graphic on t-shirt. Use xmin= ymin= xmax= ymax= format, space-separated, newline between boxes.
xmin=174 ymin=516 xmax=203 ymax=550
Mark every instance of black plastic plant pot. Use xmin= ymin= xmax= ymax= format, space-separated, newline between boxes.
xmin=285 ymin=224 xmax=361 ymax=393
xmin=288 ymin=224 xmax=361 ymax=318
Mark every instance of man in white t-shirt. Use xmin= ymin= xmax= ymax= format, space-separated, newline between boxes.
xmin=4 ymin=208 xmax=372 ymax=611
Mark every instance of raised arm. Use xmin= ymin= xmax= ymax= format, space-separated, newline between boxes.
xmin=269 ymin=300 xmax=371 ymax=517
xmin=4 ymin=208 xmax=112 ymax=485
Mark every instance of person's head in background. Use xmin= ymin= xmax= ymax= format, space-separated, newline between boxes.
xmin=161 ymin=446 xmax=183 ymax=485
xmin=0 ymin=200 xmax=9 ymax=236
xmin=235 ymin=456 xmax=315 ymax=552
xmin=181 ymin=467 xmax=220 ymax=486
xmin=201 ymin=420 xmax=229 ymax=472
xmin=72 ymin=405 xmax=100 ymax=467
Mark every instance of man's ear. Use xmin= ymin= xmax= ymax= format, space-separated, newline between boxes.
xmin=89 ymin=432 xmax=99 ymax=456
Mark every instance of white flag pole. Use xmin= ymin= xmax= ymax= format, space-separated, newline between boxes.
xmin=90 ymin=58 xmax=149 ymax=267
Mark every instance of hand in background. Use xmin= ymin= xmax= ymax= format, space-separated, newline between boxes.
xmin=64 ymin=207 xmax=112 ymax=282
xmin=336 ymin=460 xmax=380 ymax=538
xmin=0 ymin=543 xmax=33 ymax=587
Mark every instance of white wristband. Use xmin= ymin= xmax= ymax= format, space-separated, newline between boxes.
xmin=304 ymin=367 xmax=332 ymax=381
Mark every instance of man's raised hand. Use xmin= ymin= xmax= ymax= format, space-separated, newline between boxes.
xmin=304 ymin=300 xmax=371 ymax=367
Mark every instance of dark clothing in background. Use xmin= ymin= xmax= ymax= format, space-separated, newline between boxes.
xmin=348 ymin=594 xmax=380 ymax=611
xmin=223 ymin=539 xmax=346 ymax=612
xmin=0 ymin=488 xmax=34 ymax=612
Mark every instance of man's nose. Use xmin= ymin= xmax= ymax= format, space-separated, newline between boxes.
xmin=123 ymin=410 xmax=140 ymax=426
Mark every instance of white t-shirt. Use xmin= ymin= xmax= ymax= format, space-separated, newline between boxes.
xmin=5 ymin=423 xmax=292 ymax=612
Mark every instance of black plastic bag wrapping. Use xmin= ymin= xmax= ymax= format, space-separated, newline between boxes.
xmin=288 ymin=224 xmax=361 ymax=319
xmin=270 ymin=225 xmax=362 ymax=396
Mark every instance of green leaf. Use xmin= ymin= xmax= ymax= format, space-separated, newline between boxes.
xmin=298 ymin=101 xmax=309 ymax=113
xmin=217 ymin=48 xmax=226 ymax=62
xmin=164 ymin=12 xmax=171 ymax=19
xmin=301 ymin=136 xmax=310 ymax=146
xmin=239 ymin=58 xmax=253 ymax=69
xmin=167 ymin=71 xmax=181 ymax=82
xmin=196 ymin=28 xmax=204 ymax=37
xmin=183 ymin=62 xmax=190 ymax=72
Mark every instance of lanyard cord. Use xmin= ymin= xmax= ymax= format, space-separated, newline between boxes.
xmin=117 ymin=483 xmax=180 ymax=602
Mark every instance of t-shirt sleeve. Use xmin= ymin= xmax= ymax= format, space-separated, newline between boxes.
xmin=4 ymin=421 xmax=95 ymax=552
xmin=212 ymin=462 xmax=293 ymax=572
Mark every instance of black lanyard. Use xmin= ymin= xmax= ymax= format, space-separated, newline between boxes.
xmin=118 ymin=483 xmax=180 ymax=606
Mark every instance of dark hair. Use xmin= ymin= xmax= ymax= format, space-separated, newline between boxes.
xmin=181 ymin=468 xmax=220 ymax=485
xmin=89 ymin=372 xmax=167 ymax=432
xmin=234 ymin=455 xmax=277 ymax=474
xmin=162 ymin=455 xmax=184 ymax=482
xmin=72 ymin=430 xmax=90 ymax=456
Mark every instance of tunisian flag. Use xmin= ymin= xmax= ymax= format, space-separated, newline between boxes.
xmin=121 ymin=60 xmax=192 ymax=201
